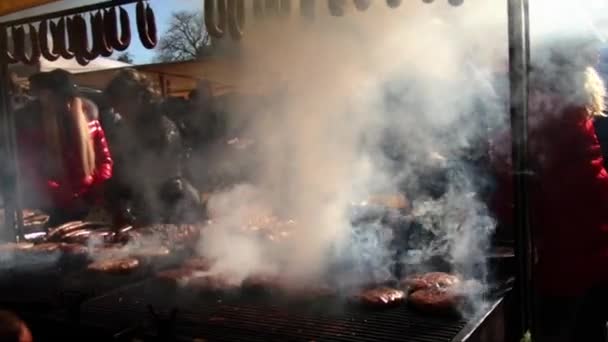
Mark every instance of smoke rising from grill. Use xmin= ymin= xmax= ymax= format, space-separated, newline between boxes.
xmin=195 ymin=1 xmax=509 ymax=313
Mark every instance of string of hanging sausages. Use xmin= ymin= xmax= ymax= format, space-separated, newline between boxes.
xmin=5 ymin=0 xmax=158 ymax=66
xmin=205 ymin=0 xmax=464 ymax=39
xmin=5 ymin=0 xmax=464 ymax=65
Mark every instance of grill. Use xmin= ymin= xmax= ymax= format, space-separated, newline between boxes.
xmin=75 ymin=279 xmax=508 ymax=342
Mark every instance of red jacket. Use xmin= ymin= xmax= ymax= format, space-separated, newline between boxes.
xmin=491 ymin=105 xmax=608 ymax=296
xmin=18 ymin=118 xmax=113 ymax=210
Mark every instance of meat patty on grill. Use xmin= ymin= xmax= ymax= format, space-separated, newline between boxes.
xmin=402 ymin=272 xmax=461 ymax=292
xmin=0 ymin=242 xmax=34 ymax=252
xmin=130 ymin=245 xmax=171 ymax=258
xmin=87 ymin=257 xmax=140 ymax=274
xmin=59 ymin=243 xmax=88 ymax=255
xmin=353 ymin=287 xmax=406 ymax=307
xmin=182 ymin=257 xmax=215 ymax=271
xmin=408 ymin=286 xmax=463 ymax=314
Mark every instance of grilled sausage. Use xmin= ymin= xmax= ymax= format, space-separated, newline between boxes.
xmin=386 ymin=0 xmax=402 ymax=8
xmin=50 ymin=18 xmax=74 ymax=59
xmin=227 ymin=0 xmax=245 ymax=40
xmin=136 ymin=1 xmax=157 ymax=49
xmin=91 ymin=11 xmax=113 ymax=57
xmin=354 ymin=0 xmax=371 ymax=11
xmin=299 ymin=0 xmax=315 ymax=18
xmin=38 ymin=20 xmax=60 ymax=61
xmin=205 ymin=0 xmax=227 ymax=38
xmin=328 ymin=0 xmax=346 ymax=16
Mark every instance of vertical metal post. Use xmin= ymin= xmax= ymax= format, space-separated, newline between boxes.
xmin=0 ymin=24 xmax=23 ymax=242
xmin=507 ymin=0 xmax=533 ymax=338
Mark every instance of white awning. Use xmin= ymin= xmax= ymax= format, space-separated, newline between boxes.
xmin=38 ymin=56 xmax=131 ymax=74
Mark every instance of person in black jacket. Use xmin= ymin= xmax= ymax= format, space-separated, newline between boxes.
xmin=104 ymin=69 xmax=202 ymax=226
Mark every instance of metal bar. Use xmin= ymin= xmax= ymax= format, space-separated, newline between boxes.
xmin=507 ymin=0 xmax=532 ymax=339
xmin=0 ymin=0 xmax=140 ymax=27
xmin=0 ymin=23 xmax=22 ymax=241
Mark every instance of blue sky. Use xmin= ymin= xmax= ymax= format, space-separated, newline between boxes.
xmin=0 ymin=0 xmax=202 ymax=64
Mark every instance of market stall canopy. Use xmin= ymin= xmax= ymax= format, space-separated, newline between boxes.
xmin=39 ymin=56 xmax=130 ymax=74
xmin=71 ymin=58 xmax=277 ymax=97
xmin=0 ymin=0 xmax=59 ymax=17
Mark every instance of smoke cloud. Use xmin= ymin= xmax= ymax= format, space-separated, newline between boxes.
xmin=195 ymin=1 xmax=510 ymax=312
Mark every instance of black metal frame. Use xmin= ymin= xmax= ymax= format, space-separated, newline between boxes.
xmin=0 ymin=0 xmax=534 ymax=338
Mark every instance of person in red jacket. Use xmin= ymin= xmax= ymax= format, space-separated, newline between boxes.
xmin=491 ymin=28 xmax=608 ymax=341
xmin=17 ymin=69 xmax=113 ymax=225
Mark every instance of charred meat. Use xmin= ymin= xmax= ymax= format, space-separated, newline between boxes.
xmin=408 ymin=286 xmax=463 ymax=314
xmin=353 ymin=287 xmax=406 ymax=308
xmin=87 ymin=257 xmax=140 ymax=274
xmin=402 ymin=272 xmax=461 ymax=292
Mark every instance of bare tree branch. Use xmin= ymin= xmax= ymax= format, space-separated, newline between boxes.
xmin=154 ymin=10 xmax=213 ymax=62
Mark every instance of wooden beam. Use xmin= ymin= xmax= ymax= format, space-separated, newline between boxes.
xmin=0 ymin=0 xmax=59 ymax=17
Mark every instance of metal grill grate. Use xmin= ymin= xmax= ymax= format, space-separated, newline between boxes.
xmin=79 ymin=280 xmax=471 ymax=342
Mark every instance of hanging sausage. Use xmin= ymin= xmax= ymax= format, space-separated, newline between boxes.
xmin=105 ymin=7 xmax=131 ymax=51
xmin=50 ymin=18 xmax=75 ymax=59
xmin=448 ymin=0 xmax=463 ymax=6
xmin=386 ymin=0 xmax=402 ymax=8
xmin=253 ymin=0 xmax=265 ymax=18
xmin=328 ymin=0 xmax=346 ymax=16
xmin=353 ymin=0 xmax=371 ymax=11
xmin=38 ymin=19 xmax=60 ymax=61
xmin=73 ymin=14 xmax=98 ymax=61
xmin=205 ymin=0 xmax=227 ymax=39
xmin=6 ymin=27 xmax=17 ymax=63
xmin=280 ymin=0 xmax=291 ymax=15
xmin=300 ymin=0 xmax=315 ymax=19
xmin=136 ymin=1 xmax=158 ymax=48
xmin=12 ymin=25 xmax=40 ymax=65
xmin=265 ymin=0 xmax=278 ymax=14
xmin=91 ymin=11 xmax=113 ymax=57
xmin=67 ymin=17 xmax=90 ymax=66
xmin=227 ymin=0 xmax=245 ymax=40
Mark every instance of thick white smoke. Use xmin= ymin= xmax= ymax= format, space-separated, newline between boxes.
xmin=197 ymin=0 xmax=511 ymax=313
